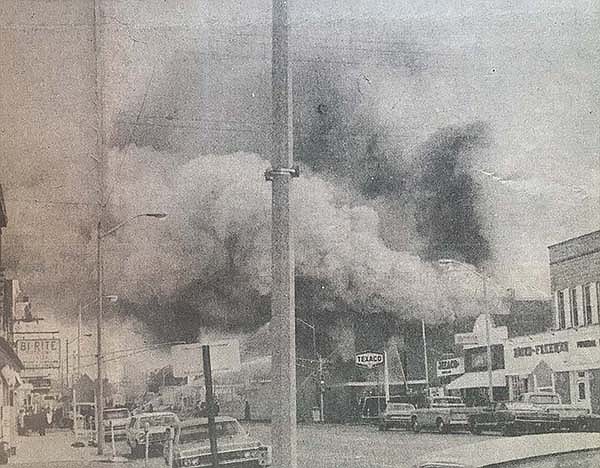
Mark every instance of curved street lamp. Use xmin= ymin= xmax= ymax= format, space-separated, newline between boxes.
xmin=438 ymin=258 xmax=494 ymax=404
xmin=96 ymin=213 xmax=166 ymax=454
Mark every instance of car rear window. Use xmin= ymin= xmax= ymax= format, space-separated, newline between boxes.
xmin=104 ymin=409 xmax=130 ymax=419
xmin=529 ymin=395 xmax=560 ymax=405
xmin=178 ymin=421 xmax=241 ymax=444
xmin=140 ymin=415 xmax=177 ymax=426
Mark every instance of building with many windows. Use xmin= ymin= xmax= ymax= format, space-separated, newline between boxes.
xmin=446 ymin=230 xmax=600 ymax=412
xmin=505 ymin=229 xmax=600 ymax=411
xmin=549 ymin=230 xmax=600 ymax=330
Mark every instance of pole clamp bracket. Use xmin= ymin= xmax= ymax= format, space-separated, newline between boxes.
xmin=264 ymin=165 xmax=300 ymax=181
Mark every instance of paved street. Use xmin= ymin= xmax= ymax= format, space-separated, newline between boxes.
xmin=9 ymin=424 xmax=500 ymax=467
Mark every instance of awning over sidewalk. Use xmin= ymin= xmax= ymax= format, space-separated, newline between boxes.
xmin=447 ymin=370 xmax=506 ymax=390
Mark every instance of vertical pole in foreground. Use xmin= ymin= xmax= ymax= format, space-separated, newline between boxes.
xmin=93 ymin=0 xmax=106 ymax=455
xmin=271 ymin=0 xmax=297 ymax=466
xmin=421 ymin=320 xmax=429 ymax=392
xmin=96 ymin=222 xmax=104 ymax=454
xmin=202 ymin=345 xmax=219 ymax=468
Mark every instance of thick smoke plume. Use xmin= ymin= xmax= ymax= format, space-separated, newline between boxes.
xmin=101 ymin=146 xmax=505 ymax=347
xmin=294 ymin=64 xmax=491 ymax=266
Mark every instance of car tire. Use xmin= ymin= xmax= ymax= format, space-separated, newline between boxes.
xmin=411 ymin=418 xmax=420 ymax=433
xmin=436 ymin=418 xmax=448 ymax=434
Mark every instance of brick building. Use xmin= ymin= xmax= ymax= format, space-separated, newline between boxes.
xmin=502 ymin=230 xmax=600 ymax=412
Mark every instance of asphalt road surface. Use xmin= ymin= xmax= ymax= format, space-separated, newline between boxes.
xmin=11 ymin=423 xmax=500 ymax=467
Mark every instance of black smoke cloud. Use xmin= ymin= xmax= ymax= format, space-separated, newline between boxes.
xmin=102 ymin=35 xmax=495 ymax=349
xmin=414 ymin=122 xmax=491 ymax=265
xmin=294 ymin=63 xmax=491 ymax=266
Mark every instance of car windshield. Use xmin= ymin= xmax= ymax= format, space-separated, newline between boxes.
xmin=178 ymin=421 xmax=242 ymax=444
xmin=529 ymin=395 xmax=560 ymax=405
xmin=139 ymin=415 xmax=177 ymax=426
xmin=387 ymin=403 xmax=414 ymax=411
xmin=104 ymin=409 xmax=130 ymax=419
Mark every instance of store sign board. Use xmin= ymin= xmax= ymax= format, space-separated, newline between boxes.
xmin=15 ymin=339 xmax=60 ymax=369
xmin=455 ymin=333 xmax=479 ymax=346
xmin=512 ymin=341 xmax=569 ymax=358
xmin=171 ymin=340 xmax=241 ymax=378
xmin=355 ymin=351 xmax=385 ymax=369
xmin=436 ymin=357 xmax=465 ymax=377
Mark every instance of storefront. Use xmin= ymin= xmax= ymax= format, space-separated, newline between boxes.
xmin=504 ymin=325 xmax=600 ymax=412
xmin=445 ymin=315 xmax=510 ymax=405
xmin=0 ymin=337 xmax=23 ymax=454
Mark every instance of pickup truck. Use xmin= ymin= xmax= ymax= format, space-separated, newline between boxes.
xmin=411 ymin=396 xmax=475 ymax=434
xmin=467 ymin=401 xmax=560 ymax=436
xmin=511 ymin=392 xmax=590 ymax=431
xmin=378 ymin=403 xmax=416 ymax=431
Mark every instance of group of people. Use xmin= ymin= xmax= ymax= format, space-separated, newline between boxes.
xmin=17 ymin=407 xmax=53 ymax=436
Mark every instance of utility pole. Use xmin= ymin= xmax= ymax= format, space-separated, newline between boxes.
xmin=92 ymin=0 xmax=106 ymax=455
xmin=483 ymin=276 xmax=494 ymax=403
xmin=96 ymin=221 xmax=105 ymax=453
xmin=66 ymin=340 xmax=69 ymax=388
xmin=421 ymin=320 xmax=429 ymax=392
xmin=269 ymin=0 xmax=297 ymax=466
xmin=73 ymin=305 xmax=81 ymax=445
xmin=318 ymin=356 xmax=324 ymax=422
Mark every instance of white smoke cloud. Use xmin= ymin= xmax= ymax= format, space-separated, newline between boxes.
xmin=101 ymin=144 xmax=506 ymax=328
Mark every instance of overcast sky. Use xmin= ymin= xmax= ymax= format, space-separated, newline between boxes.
xmin=1 ymin=1 xmax=599 ymax=361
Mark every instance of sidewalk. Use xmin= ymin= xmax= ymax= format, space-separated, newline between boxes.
xmin=11 ymin=429 xmax=100 ymax=464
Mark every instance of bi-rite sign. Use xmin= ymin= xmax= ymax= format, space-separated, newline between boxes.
xmin=15 ymin=339 xmax=61 ymax=369
xmin=355 ymin=351 xmax=385 ymax=369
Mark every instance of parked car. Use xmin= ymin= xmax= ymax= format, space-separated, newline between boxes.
xmin=103 ymin=407 xmax=131 ymax=441
xmin=411 ymin=396 xmax=475 ymax=434
xmin=126 ymin=411 xmax=179 ymax=458
xmin=414 ymin=432 xmax=600 ymax=467
xmin=510 ymin=392 xmax=590 ymax=431
xmin=378 ymin=403 xmax=416 ymax=431
xmin=165 ymin=416 xmax=271 ymax=467
xmin=467 ymin=401 xmax=560 ymax=436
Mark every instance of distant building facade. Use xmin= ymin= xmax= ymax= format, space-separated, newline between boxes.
xmin=0 ymin=184 xmax=24 ymax=453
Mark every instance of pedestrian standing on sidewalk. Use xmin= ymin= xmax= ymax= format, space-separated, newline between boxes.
xmin=39 ymin=409 xmax=47 ymax=436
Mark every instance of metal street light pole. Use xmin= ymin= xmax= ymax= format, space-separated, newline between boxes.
xmin=96 ymin=213 xmax=166 ymax=454
xmin=296 ymin=318 xmax=324 ymax=422
xmin=438 ymin=259 xmax=494 ymax=404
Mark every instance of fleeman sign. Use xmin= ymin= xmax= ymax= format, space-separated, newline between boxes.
xmin=355 ymin=351 xmax=385 ymax=369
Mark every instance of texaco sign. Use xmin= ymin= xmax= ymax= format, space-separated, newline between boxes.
xmin=355 ymin=351 xmax=385 ymax=369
